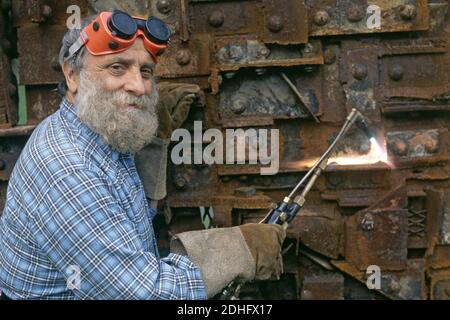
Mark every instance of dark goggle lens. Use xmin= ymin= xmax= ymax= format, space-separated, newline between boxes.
xmin=109 ymin=10 xmax=137 ymax=39
xmin=145 ymin=17 xmax=171 ymax=45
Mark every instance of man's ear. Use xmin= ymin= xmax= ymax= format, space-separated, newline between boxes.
xmin=62 ymin=60 xmax=80 ymax=99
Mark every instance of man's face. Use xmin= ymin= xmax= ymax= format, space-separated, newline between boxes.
xmin=74 ymin=38 xmax=159 ymax=154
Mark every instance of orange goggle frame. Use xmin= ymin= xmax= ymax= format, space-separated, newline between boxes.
xmin=68 ymin=11 xmax=171 ymax=63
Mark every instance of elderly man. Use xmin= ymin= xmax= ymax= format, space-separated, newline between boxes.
xmin=0 ymin=10 xmax=284 ymax=300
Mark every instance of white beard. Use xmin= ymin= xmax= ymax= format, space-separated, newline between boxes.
xmin=75 ymin=69 xmax=159 ymax=154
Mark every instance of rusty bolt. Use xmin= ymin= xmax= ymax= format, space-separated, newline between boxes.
xmin=352 ymin=63 xmax=368 ymax=80
xmin=424 ymin=138 xmax=438 ymax=153
xmin=0 ymin=159 xmax=5 ymax=170
xmin=303 ymin=43 xmax=314 ymax=55
xmin=8 ymin=83 xmax=16 ymax=96
xmin=41 ymin=5 xmax=52 ymax=19
xmin=389 ymin=138 xmax=408 ymax=156
xmin=314 ymin=10 xmax=330 ymax=26
xmin=156 ymin=0 xmax=172 ymax=14
xmin=324 ymin=48 xmax=336 ymax=64
xmin=267 ymin=15 xmax=284 ymax=32
xmin=208 ymin=10 xmax=224 ymax=27
xmin=174 ymin=175 xmax=187 ymax=189
xmin=360 ymin=213 xmax=374 ymax=231
xmin=347 ymin=6 xmax=364 ymax=22
xmin=389 ymin=65 xmax=404 ymax=81
xmin=257 ymin=46 xmax=270 ymax=58
xmin=231 ymin=99 xmax=247 ymax=114
xmin=399 ymin=4 xmax=416 ymax=20
xmin=176 ymin=49 xmax=191 ymax=65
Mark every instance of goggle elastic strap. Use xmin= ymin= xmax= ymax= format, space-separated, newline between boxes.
xmin=67 ymin=30 xmax=89 ymax=61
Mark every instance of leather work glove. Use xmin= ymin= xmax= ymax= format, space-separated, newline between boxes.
xmin=170 ymin=223 xmax=286 ymax=299
xmin=155 ymin=82 xmax=202 ymax=139
xmin=135 ymin=82 xmax=201 ymax=200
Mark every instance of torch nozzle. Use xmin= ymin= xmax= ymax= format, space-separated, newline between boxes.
xmin=355 ymin=112 xmax=376 ymax=140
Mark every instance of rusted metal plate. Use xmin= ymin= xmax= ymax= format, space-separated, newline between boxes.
xmin=213 ymin=37 xmax=323 ymax=70
xmin=345 ymin=185 xmax=409 ymax=271
xmin=386 ymin=129 xmax=449 ymax=167
xmin=288 ymin=204 xmax=344 ymax=259
xmin=12 ymin=0 xmax=89 ymax=27
xmin=430 ymin=272 xmax=450 ymax=300
xmin=261 ymin=0 xmax=308 ymax=44
xmin=17 ymin=24 xmax=65 ymax=85
xmin=301 ymin=273 xmax=344 ymax=300
xmin=0 ymin=50 xmax=17 ymax=127
xmin=308 ymin=0 xmax=429 ymax=36
xmin=155 ymin=35 xmax=211 ymax=78
xmin=188 ymin=0 xmax=263 ymax=36
xmin=218 ymin=71 xmax=321 ymax=120
xmin=25 ymin=85 xmax=61 ymax=125
xmin=333 ymin=259 xmax=427 ymax=300
xmin=341 ymin=41 xmax=381 ymax=122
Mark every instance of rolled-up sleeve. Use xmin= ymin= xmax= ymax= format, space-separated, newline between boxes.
xmin=31 ymin=169 xmax=206 ymax=300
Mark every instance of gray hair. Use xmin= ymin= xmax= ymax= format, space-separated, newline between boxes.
xmin=57 ymin=15 xmax=96 ymax=95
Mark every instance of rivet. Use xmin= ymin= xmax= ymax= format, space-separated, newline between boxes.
xmin=352 ymin=63 xmax=367 ymax=80
xmin=208 ymin=10 xmax=224 ymax=27
xmin=174 ymin=175 xmax=187 ymax=189
xmin=314 ymin=10 xmax=330 ymax=26
xmin=231 ymin=99 xmax=246 ymax=114
xmin=108 ymin=41 xmax=119 ymax=50
xmin=389 ymin=65 xmax=404 ymax=81
xmin=267 ymin=15 xmax=284 ymax=32
xmin=389 ymin=138 xmax=408 ymax=156
xmin=347 ymin=6 xmax=364 ymax=22
xmin=399 ymin=4 xmax=416 ymax=20
xmin=257 ymin=46 xmax=270 ymax=58
xmin=176 ymin=49 xmax=191 ymax=65
xmin=157 ymin=0 xmax=172 ymax=14
xmin=41 ymin=5 xmax=52 ymax=19
xmin=93 ymin=21 xmax=99 ymax=31
xmin=424 ymin=138 xmax=438 ymax=153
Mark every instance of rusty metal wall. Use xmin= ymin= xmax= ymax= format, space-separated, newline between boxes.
xmin=0 ymin=0 xmax=449 ymax=299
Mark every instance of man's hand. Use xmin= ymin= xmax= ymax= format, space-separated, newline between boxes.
xmin=170 ymin=223 xmax=286 ymax=298
xmin=156 ymin=82 xmax=202 ymax=139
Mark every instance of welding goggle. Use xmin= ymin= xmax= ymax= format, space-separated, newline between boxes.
xmin=68 ymin=10 xmax=171 ymax=63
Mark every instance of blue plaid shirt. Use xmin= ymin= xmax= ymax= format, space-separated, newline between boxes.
xmin=0 ymin=98 xmax=206 ymax=300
